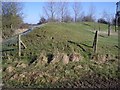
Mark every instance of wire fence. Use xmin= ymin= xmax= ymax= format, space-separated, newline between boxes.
xmin=2 ymin=24 xmax=42 ymax=52
xmin=2 ymin=35 xmax=18 ymax=52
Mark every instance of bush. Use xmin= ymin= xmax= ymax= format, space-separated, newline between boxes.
xmin=63 ymin=16 xmax=73 ymax=23
xmin=82 ymin=16 xmax=95 ymax=22
xmin=97 ymin=18 xmax=108 ymax=24
xmin=38 ymin=17 xmax=47 ymax=25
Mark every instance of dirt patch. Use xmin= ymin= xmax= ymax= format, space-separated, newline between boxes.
xmin=52 ymin=73 xmax=119 ymax=88
xmin=91 ymin=53 xmax=116 ymax=64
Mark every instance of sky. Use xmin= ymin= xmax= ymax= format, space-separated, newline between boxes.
xmin=22 ymin=2 xmax=117 ymax=24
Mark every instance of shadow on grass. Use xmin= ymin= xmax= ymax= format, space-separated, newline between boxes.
xmin=47 ymin=54 xmax=54 ymax=63
xmin=79 ymin=42 xmax=93 ymax=48
xmin=68 ymin=40 xmax=92 ymax=58
xmin=68 ymin=40 xmax=86 ymax=52
xmin=82 ymin=22 xmax=92 ymax=27
xmin=1 ymin=48 xmax=17 ymax=52
xmin=68 ymin=40 xmax=92 ymax=51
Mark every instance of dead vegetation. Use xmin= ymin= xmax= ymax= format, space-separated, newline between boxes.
xmin=30 ymin=51 xmax=83 ymax=66
xmin=2 ymin=50 xmax=119 ymax=88
xmin=91 ymin=53 xmax=117 ymax=64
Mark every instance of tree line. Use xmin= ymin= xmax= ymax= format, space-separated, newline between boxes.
xmin=2 ymin=2 xmax=23 ymax=39
xmin=38 ymin=2 xmax=115 ymax=25
xmin=2 ymin=2 xmax=116 ymax=39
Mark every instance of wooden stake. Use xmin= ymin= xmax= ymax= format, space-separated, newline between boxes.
xmin=20 ymin=40 xmax=27 ymax=49
xmin=115 ymin=16 xmax=117 ymax=32
xmin=18 ymin=34 xmax=21 ymax=57
xmin=93 ymin=31 xmax=98 ymax=53
xmin=108 ymin=24 xmax=111 ymax=36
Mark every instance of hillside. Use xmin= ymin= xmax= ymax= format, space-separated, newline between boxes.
xmin=2 ymin=22 xmax=119 ymax=88
xmin=21 ymin=22 xmax=118 ymax=57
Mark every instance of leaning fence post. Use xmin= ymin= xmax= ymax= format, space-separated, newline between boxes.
xmin=18 ymin=34 xmax=21 ymax=57
xmin=92 ymin=31 xmax=98 ymax=53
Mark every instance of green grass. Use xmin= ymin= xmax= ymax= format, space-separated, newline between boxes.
xmin=20 ymin=22 xmax=118 ymax=58
xmin=2 ymin=22 xmax=119 ymax=88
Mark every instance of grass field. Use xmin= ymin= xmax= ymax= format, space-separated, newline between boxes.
xmin=2 ymin=22 xmax=119 ymax=88
xmin=21 ymin=22 xmax=118 ymax=57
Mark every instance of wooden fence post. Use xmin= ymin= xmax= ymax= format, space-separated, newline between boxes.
xmin=115 ymin=16 xmax=117 ymax=32
xmin=108 ymin=24 xmax=111 ymax=36
xmin=18 ymin=34 xmax=21 ymax=57
xmin=93 ymin=31 xmax=98 ymax=53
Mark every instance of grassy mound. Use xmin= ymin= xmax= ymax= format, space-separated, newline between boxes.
xmin=2 ymin=22 xmax=119 ymax=88
xmin=21 ymin=22 xmax=118 ymax=59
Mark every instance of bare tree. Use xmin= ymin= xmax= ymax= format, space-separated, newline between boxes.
xmin=87 ymin=4 xmax=96 ymax=22
xmin=73 ymin=2 xmax=82 ymax=22
xmin=77 ymin=11 xmax=85 ymax=22
xmin=102 ymin=10 xmax=113 ymax=36
xmin=102 ymin=10 xmax=111 ymax=24
xmin=43 ymin=2 xmax=57 ymax=22
xmin=62 ymin=3 xmax=73 ymax=22
xmin=58 ymin=2 xmax=68 ymax=22
xmin=2 ymin=2 xmax=23 ymax=38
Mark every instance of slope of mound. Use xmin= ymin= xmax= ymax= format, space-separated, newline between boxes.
xmin=2 ymin=22 xmax=119 ymax=88
xmin=21 ymin=22 xmax=118 ymax=58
